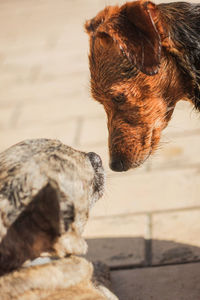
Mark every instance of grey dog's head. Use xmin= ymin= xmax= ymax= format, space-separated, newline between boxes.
xmin=0 ymin=139 xmax=105 ymax=276
xmin=0 ymin=139 xmax=105 ymax=239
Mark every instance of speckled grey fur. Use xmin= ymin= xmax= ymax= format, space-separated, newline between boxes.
xmin=0 ymin=138 xmax=105 ymax=245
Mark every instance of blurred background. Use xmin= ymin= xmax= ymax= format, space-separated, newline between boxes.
xmin=0 ymin=0 xmax=200 ymax=299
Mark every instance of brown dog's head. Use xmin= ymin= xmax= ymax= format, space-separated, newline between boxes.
xmin=85 ymin=1 xmax=189 ymax=171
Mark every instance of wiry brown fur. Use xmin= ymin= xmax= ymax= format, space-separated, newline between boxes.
xmin=85 ymin=1 xmax=200 ymax=171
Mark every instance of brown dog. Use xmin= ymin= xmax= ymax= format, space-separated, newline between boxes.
xmin=85 ymin=1 xmax=200 ymax=171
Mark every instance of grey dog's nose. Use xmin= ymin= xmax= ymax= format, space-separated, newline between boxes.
xmin=87 ymin=152 xmax=103 ymax=169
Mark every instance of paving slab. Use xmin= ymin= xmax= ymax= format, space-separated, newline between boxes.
xmin=87 ymin=168 xmax=200 ymax=218
xmin=152 ymin=209 xmax=200 ymax=265
xmin=79 ymin=115 xmax=108 ymax=147
xmin=111 ymin=262 xmax=200 ymax=300
xmin=0 ymin=119 xmax=77 ymax=152
xmin=84 ymin=215 xmax=147 ymax=268
xmin=163 ymin=102 xmax=200 ymax=136
xmin=0 ymin=106 xmax=16 ymax=130
xmin=0 ymin=0 xmax=105 ymax=120
xmin=151 ymin=135 xmax=200 ymax=171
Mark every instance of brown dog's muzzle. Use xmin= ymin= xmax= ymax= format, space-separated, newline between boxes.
xmin=109 ymin=141 xmax=152 ymax=172
xmin=108 ymin=120 xmax=155 ymax=172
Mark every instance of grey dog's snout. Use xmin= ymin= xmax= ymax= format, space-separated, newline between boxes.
xmin=87 ymin=152 xmax=103 ymax=169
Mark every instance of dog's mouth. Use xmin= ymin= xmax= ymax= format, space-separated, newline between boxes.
xmin=87 ymin=152 xmax=105 ymax=207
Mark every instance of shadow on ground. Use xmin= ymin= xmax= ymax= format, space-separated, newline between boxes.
xmin=86 ymin=237 xmax=200 ymax=300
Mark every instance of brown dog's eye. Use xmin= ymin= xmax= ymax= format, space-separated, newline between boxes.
xmin=111 ymin=94 xmax=126 ymax=104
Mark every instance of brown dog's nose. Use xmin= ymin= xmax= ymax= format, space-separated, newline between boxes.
xmin=110 ymin=156 xmax=130 ymax=172
xmin=110 ymin=159 xmax=124 ymax=172
xmin=87 ymin=152 xmax=103 ymax=169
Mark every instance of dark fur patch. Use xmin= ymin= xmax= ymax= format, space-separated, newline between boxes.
xmin=159 ymin=2 xmax=200 ymax=109
xmin=0 ymin=183 xmax=74 ymax=276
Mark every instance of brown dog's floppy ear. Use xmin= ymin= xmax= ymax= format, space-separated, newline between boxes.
xmin=124 ymin=1 xmax=162 ymax=75
xmin=85 ymin=7 xmax=110 ymax=34
xmin=87 ymin=1 xmax=162 ymax=75
xmin=85 ymin=17 xmax=100 ymax=34
xmin=109 ymin=1 xmax=162 ymax=75
xmin=85 ymin=16 xmax=101 ymax=34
